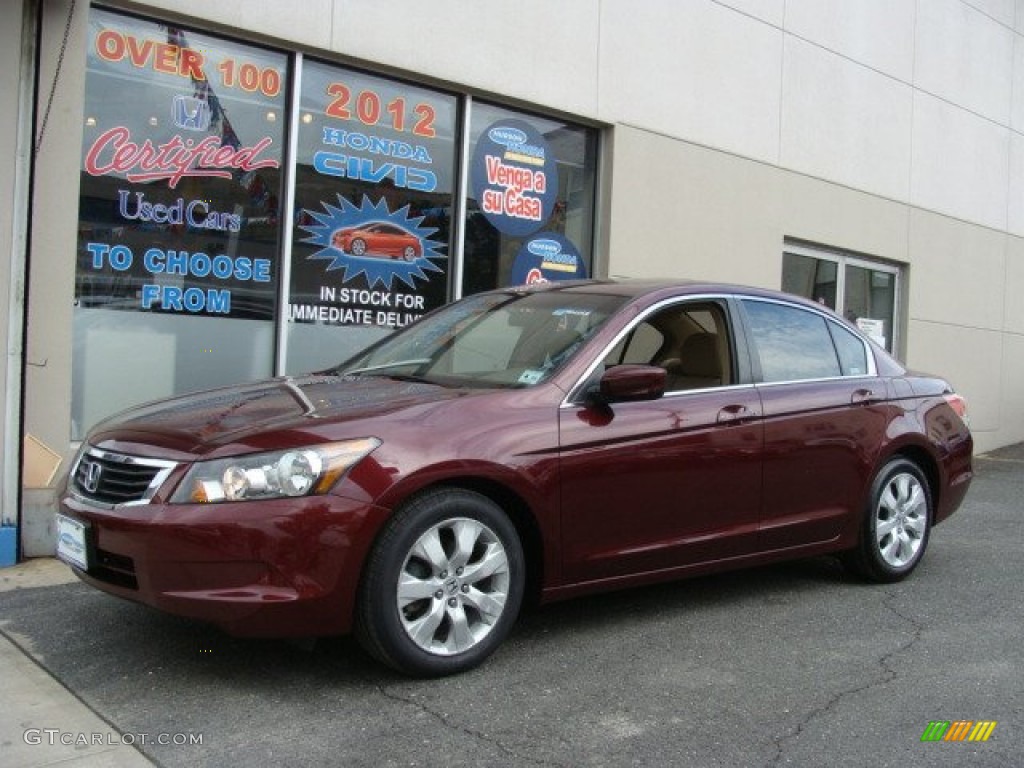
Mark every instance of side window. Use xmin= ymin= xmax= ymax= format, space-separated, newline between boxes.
xmin=742 ymin=300 xmax=840 ymax=382
xmin=606 ymin=323 xmax=665 ymax=366
xmin=828 ymin=320 xmax=870 ymax=376
xmin=602 ymin=302 xmax=733 ymax=391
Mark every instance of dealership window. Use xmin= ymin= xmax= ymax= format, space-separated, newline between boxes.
xmin=463 ymin=102 xmax=597 ymax=295
xmin=781 ymin=243 xmax=901 ymax=353
xmin=73 ymin=9 xmax=287 ymax=439
xmin=285 ymin=60 xmax=458 ymax=373
xmin=73 ymin=8 xmax=599 ymax=438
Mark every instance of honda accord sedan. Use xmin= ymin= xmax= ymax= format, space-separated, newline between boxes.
xmin=57 ymin=280 xmax=973 ymax=676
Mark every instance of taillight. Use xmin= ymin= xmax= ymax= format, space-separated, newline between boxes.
xmin=944 ymin=393 xmax=970 ymax=427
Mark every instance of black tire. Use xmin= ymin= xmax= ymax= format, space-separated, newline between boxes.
xmin=355 ymin=488 xmax=525 ymax=677
xmin=842 ymin=457 xmax=932 ymax=583
xmin=402 ymin=246 xmax=417 ymax=261
xmin=350 ymin=238 xmax=367 ymax=256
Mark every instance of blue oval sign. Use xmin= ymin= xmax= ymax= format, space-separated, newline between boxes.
xmin=472 ymin=119 xmax=558 ymax=238
xmin=487 ymin=126 xmax=529 ymax=147
xmin=527 ymin=239 xmax=562 ymax=258
xmin=509 ymin=232 xmax=586 ymax=286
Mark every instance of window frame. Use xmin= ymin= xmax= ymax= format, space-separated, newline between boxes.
xmin=782 ymin=242 xmax=902 ymax=356
xmin=564 ymin=295 xmax=754 ymax=405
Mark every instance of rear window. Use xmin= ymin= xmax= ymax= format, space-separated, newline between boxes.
xmin=742 ymin=299 xmax=841 ymax=383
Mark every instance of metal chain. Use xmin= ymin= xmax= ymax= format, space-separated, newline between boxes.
xmin=35 ymin=0 xmax=77 ymax=154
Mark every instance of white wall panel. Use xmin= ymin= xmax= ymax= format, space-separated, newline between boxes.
xmin=907 ymin=210 xmax=1006 ymax=332
xmin=998 ymin=332 xmax=1024 ymax=448
xmin=1004 ymin=237 xmax=1024 ymax=334
xmin=915 ymin=0 xmax=1014 ymax=125
xmin=605 ymin=126 xmax=785 ymax=288
xmin=967 ymin=0 xmax=1016 ymax=27
xmin=333 ymin=0 xmax=601 ymax=118
xmin=781 ymin=37 xmax=912 ymax=201
xmin=1007 ymin=132 xmax=1024 ymax=235
xmin=714 ymin=0 xmax=785 ymax=26
xmin=598 ymin=0 xmax=782 ymax=163
xmin=1012 ymin=39 xmax=1024 ymax=132
xmin=159 ymin=0 xmax=335 ymax=49
xmin=910 ymin=92 xmax=1009 ymax=231
xmin=784 ymin=0 xmax=916 ymax=82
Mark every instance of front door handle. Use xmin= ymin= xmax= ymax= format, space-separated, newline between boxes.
xmin=851 ymin=388 xmax=879 ymax=405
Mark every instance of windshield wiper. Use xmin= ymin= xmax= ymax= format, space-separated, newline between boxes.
xmin=341 ymin=359 xmax=432 ymax=376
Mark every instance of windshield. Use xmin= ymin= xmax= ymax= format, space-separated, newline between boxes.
xmin=335 ymin=288 xmax=625 ymax=388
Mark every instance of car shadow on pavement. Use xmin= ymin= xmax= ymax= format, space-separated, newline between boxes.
xmin=4 ymin=557 xmax=860 ymax=684
xmin=2 ymin=554 xmax=859 ymax=684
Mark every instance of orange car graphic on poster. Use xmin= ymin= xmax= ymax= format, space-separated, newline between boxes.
xmin=332 ymin=222 xmax=423 ymax=261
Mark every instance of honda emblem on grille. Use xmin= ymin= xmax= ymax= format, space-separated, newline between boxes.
xmin=81 ymin=459 xmax=103 ymax=494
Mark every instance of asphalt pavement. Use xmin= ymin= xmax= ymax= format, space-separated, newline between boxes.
xmin=2 ymin=444 xmax=1022 ymax=768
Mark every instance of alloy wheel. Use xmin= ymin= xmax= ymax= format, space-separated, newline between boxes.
xmin=396 ymin=517 xmax=511 ymax=656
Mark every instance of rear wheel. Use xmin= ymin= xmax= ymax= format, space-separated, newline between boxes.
xmin=355 ymin=488 xmax=524 ymax=676
xmin=842 ymin=457 xmax=932 ymax=582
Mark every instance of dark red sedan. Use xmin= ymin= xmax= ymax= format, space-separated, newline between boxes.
xmin=57 ymin=280 xmax=973 ymax=676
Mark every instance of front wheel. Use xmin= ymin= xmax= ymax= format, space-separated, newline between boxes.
xmin=842 ymin=458 xmax=932 ymax=582
xmin=355 ymin=488 xmax=525 ymax=676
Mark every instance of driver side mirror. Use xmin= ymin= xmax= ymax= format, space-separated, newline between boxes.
xmin=591 ymin=364 xmax=666 ymax=404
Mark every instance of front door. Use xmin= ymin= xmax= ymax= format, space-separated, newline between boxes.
xmin=558 ymin=299 xmax=764 ymax=583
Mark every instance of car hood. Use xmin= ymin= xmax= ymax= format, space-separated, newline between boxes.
xmin=87 ymin=374 xmax=469 ymax=456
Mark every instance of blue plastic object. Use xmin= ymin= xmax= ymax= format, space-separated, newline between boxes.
xmin=0 ymin=525 xmax=17 ymax=567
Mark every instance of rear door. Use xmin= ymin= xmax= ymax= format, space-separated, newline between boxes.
xmin=738 ymin=298 xmax=889 ymax=550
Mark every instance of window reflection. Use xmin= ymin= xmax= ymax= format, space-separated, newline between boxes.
xmin=743 ymin=301 xmax=840 ymax=383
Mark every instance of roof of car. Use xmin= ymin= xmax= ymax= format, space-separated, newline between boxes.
xmin=508 ymin=277 xmax=803 ymax=304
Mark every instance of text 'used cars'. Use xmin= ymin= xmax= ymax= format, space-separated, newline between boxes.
xmin=58 ymin=280 xmax=973 ymax=676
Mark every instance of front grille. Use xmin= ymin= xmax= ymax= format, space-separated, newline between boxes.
xmin=72 ymin=448 xmax=176 ymax=506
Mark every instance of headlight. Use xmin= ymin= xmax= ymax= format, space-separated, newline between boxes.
xmin=170 ymin=438 xmax=381 ymax=504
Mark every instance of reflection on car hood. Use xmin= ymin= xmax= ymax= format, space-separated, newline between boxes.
xmin=88 ymin=375 xmax=464 ymax=453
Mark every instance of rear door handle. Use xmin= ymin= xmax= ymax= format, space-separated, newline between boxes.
xmin=717 ymin=404 xmax=755 ymax=424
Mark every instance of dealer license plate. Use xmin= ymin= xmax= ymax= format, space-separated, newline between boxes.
xmin=55 ymin=514 xmax=89 ymax=570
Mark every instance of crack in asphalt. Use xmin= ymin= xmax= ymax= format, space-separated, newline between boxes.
xmin=765 ymin=588 xmax=924 ymax=767
xmin=371 ymin=683 xmax=571 ymax=768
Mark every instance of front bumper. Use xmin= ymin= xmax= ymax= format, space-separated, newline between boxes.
xmin=58 ymin=491 xmax=389 ymax=637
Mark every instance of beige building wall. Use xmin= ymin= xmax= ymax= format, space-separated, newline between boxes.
xmin=21 ymin=0 xmax=88 ymax=553
xmin=14 ymin=0 xmax=1024 ymax=552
